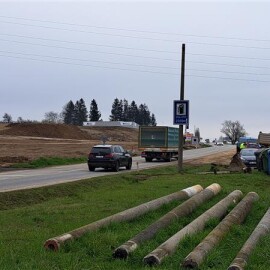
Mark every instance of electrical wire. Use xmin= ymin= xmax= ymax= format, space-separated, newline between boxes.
xmin=0 ymin=33 xmax=179 ymax=54
xmin=1 ymin=20 xmax=270 ymax=50
xmin=1 ymin=49 xmax=270 ymax=76
xmin=1 ymin=38 xmax=270 ymax=70
xmin=0 ymin=53 xmax=179 ymax=76
xmin=1 ymin=53 xmax=270 ymax=83
xmin=0 ymin=50 xmax=180 ymax=70
xmin=0 ymin=38 xmax=180 ymax=62
xmin=1 ymin=33 xmax=270 ymax=62
xmin=1 ymin=15 xmax=270 ymax=43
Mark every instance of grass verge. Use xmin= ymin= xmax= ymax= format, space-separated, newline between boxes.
xmin=0 ymin=165 xmax=270 ymax=270
xmin=11 ymin=156 xmax=86 ymax=169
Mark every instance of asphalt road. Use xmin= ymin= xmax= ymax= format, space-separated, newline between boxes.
xmin=0 ymin=145 xmax=234 ymax=192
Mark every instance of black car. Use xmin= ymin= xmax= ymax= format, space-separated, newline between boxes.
xmin=87 ymin=144 xmax=132 ymax=172
xmin=240 ymin=148 xmax=258 ymax=167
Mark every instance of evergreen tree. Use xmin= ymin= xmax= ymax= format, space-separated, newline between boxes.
xmin=110 ymin=98 xmax=123 ymax=121
xmin=62 ymin=100 xmax=75 ymax=124
xmin=151 ymin=113 xmax=157 ymax=126
xmin=137 ymin=104 xmax=151 ymax=126
xmin=73 ymin=101 xmax=81 ymax=125
xmin=79 ymin=98 xmax=88 ymax=125
xmin=122 ymin=99 xmax=129 ymax=121
xmin=89 ymin=99 xmax=101 ymax=121
xmin=73 ymin=98 xmax=88 ymax=125
xmin=128 ymin=100 xmax=139 ymax=122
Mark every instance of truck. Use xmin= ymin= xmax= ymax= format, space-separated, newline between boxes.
xmin=258 ymin=132 xmax=270 ymax=147
xmin=138 ymin=126 xmax=179 ymax=162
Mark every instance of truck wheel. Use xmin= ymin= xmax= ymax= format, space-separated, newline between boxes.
xmin=145 ymin=157 xmax=153 ymax=162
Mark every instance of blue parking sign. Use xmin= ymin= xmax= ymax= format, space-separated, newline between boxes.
xmin=173 ymin=100 xmax=189 ymax=125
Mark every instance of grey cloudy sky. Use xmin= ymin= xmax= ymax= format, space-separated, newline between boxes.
xmin=1 ymin=1 xmax=269 ymax=140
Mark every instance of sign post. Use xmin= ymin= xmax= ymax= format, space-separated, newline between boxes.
xmin=178 ymin=44 xmax=186 ymax=173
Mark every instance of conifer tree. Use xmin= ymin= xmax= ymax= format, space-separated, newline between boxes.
xmin=151 ymin=113 xmax=157 ymax=126
xmin=128 ymin=100 xmax=139 ymax=122
xmin=73 ymin=98 xmax=88 ymax=125
xmin=89 ymin=99 xmax=101 ymax=121
xmin=137 ymin=104 xmax=151 ymax=125
xmin=62 ymin=100 xmax=75 ymax=124
xmin=110 ymin=98 xmax=123 ymax=121
xmin=122 ymin=99 xmax=129 ymax=121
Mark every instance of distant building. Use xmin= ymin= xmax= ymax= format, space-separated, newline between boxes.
xmin=83 ymin=121 xmax=139 ymax=129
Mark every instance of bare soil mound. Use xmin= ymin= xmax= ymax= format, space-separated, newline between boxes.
xmin=0 ymin=123 xmax=90 ymax=139
xmin=80 ymin=126 xmax=138 ymax=142
xmin=0 ymin=123 xmax=139 ymax=141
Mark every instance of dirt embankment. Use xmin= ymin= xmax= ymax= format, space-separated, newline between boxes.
xmin=0 ymin=123 xmax=139 ymax=166
xmin=0 ymin=123 xmax=235 ymax=167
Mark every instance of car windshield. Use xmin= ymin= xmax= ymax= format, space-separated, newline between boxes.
xmin=91 ymin=147 xmax=111 ymax=155
xmin=241 ymin=149 xmax=256 ymax=156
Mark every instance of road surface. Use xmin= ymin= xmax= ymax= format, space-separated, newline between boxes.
xmin=0 ymin=145 xmax=234 ymax=192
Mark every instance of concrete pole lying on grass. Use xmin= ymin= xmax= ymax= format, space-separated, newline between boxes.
xmin=113 ymin=183 xmax=221 ymax=259
xmin=182 ymin=192 xmax=259 ymax=269
xmin=228 ymin=207 xmax=270 ymax=270
xmin=143 ymin=190 xmax=243 ymax=266
xmin=44 ymin=184 xmax=203 ymax=251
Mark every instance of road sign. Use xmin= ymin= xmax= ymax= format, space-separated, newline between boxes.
xmin=173 ymin=100 xmax=189 ymax=125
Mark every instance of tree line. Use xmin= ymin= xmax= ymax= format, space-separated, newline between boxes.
xmin=61 ymin=98 xmax=157 ymax=126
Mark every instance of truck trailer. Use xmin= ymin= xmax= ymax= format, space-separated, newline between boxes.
xmin=138 ymin=126 xmax=179 ymax=162
xmin=258 ymin=132 xmax=270 ymax=147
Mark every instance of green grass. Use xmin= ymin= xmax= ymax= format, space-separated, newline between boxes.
xmin=1 ymin=165 xmax=270 ymax=270
xmin=11 ymin=156 xmax=87 ymax=168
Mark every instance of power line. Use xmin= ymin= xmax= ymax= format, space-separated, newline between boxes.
xmin=0 ymin=50 xmax=180 ymax=70
xmin=1 ymin=33 xmax=270 ymax=62
xmin=0 ymin=38 xmax=179 ymax=62
xmin=0 ymin=53 xmax=179 ymax=76
xmin=1 ymin=53 xmax=270 ymax=83
xmin=186 ymin=68 xmax=270 ymax=77
xmin=188 ymin=52 xmax=270 ymax=62
xmin=1 ymin=38 xmax=270 ymax=70
xmin=0 ymin=33 xmax=179 ymax=55
xmin=1 ymin=49 xmax=270 ymax=76
xmin=1 ymin=20 xmax=270 ymax=50
xmin=186 ymin=74 xmax=270 ymax=83
xmin=187 ymin=60 xmax=270 ymax=70
xmin=1 ymin=15 xmax=269 ymax=43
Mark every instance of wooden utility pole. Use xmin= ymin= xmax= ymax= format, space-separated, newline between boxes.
xmin=44 ymin=184 xmax=202 ymax=251
xmin=178 ymin=43 xmax=186 ymax=173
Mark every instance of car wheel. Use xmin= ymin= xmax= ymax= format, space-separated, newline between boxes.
xmin=126 ymin=160 xmax=132 ymax=170
xmin=114 ymin=161 xmax=120 ymax=172
xmin=88 ymin=165 xmax=95 ymax=172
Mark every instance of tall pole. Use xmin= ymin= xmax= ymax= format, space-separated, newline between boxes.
xmin=178 ymin=43 xmax=185 ymax=173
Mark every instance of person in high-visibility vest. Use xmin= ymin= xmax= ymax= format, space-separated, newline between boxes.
xmin=240 ymin=142 xmax=247 ymax=150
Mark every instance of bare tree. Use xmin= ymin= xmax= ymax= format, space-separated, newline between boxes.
xmin=2 ymin=113 xmax=12 ymax=123
xmin=221 ymin=120 xmax=247 ymax=144
xmin=43 ymin=111 xmax=61 ymax=123
xmin=17 ymin=117 xmax=24 ymax=123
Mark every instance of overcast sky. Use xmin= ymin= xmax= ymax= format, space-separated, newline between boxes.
xmin=1 ymin=1 xmax=269 ymax=140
